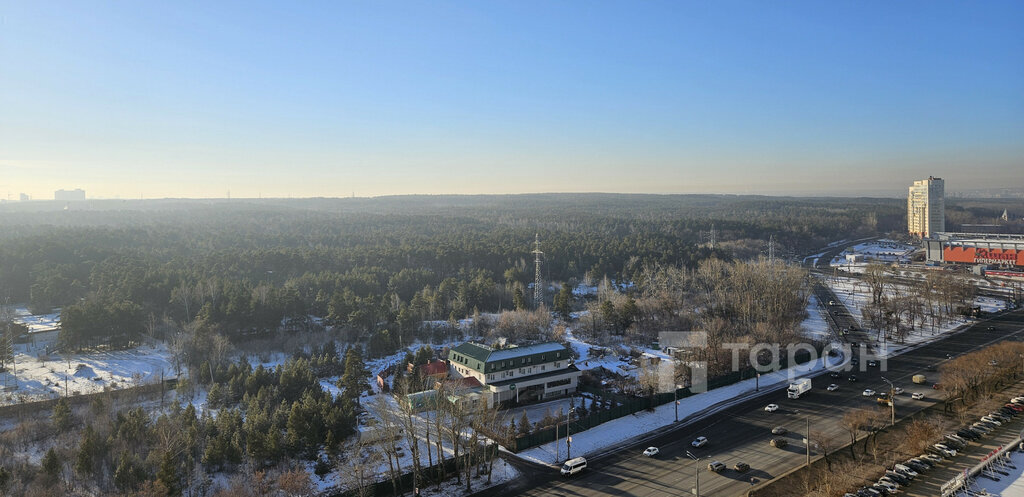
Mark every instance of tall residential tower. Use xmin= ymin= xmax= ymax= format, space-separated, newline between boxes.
xmin=908 ymin=176 xmax=944 ymax=238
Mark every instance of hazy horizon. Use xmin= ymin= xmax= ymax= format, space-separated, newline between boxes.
xmin=2 ymin=1 xmax=1022 ymax=199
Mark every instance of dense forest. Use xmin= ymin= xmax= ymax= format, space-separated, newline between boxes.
xmin=0 ymin=193 xmax=1015 ymax=354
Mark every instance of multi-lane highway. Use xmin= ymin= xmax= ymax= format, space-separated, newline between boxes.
xmin=480 ymin=308 xmax=1024 ymax=497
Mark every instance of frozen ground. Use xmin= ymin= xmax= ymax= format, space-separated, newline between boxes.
xmin=11 ymin=306 xmax=60 ymax=334
xmin=825 ymin=276 xmax=1009 ymax=358
xmin=971 ymin=449 xmax=1024 ymax=496
xmin=828 ymin=239 xmax=916 ymax=272
xmin=516 ymin=352 xmax=843 ymax=466
xmin=801 ymin=294 xmax=833 ymax=342
xmin=0 ymin=336 xmax=175 ymax=405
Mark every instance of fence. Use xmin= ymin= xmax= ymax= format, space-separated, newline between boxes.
xmin=509 ymin=347 xmax=819 ymax=452
xmin=0 ymin=378 xmax=178 ymax=420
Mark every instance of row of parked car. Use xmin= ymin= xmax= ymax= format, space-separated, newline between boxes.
xmin=843 ymin=395 xmax=1023 ymax=496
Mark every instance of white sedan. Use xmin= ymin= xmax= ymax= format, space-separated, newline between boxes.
xmin=643 ymin=447 xmax=659 ymax=457
xmin=863 ymin=389 xmax=876 ymax=396
xmin=764 ymin=404 xmax=779 ymax=412
xmin=894 ymin=387 xmax=904 ymax=395
xmin=827 ymin=383 xmax=839 ymax=391
xmin=912 ymin=392 xmax=925 ymax=400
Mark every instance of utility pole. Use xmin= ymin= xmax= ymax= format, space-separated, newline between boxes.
xmin=686 ymin=451 xmax=700 ymax=497
xmin=805 ymin=416 xmax=811 ymax=467
xmin=566 ymin=406 xmax=576 ymax=460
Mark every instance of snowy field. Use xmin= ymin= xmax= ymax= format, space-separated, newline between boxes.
xmin=825 ymin=275 xmax=1009 ymax=357
xmin=0 ymin=316 xmax=175 ymax=406
xmin=516 ymin=353 xmax=843 ymax=466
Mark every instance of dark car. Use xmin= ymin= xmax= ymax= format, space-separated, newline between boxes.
xmin=925 ymin=364 xmax=937 ymax=372
xmin=904 ymin=460 xmax=929 ymax=472
xmin=956 ymin=428 xmax=981 ymax=441
xmin=848 ymin=375 xmax=858 ymax=382
xmin=770 ymin=438 xmax=788 ymax=449
xmin=884 ymin=472 xmax=909 ymax=485
xmin=733 ymin=462 xmax=750 ymax=472
xmin=830 ymin=371 xmax=842 ymax=378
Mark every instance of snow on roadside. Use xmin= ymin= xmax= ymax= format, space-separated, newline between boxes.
xmin=825 ymin=275 xmax=1009 ymax=358
xmin=801 ymin=294 xmax=832 ymax=342
xmin=516 ymin=353 xmax=842 ymax=466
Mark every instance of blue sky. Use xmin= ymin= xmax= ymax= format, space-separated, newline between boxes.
xmin=1 ymin=1 xmax=1022 ymax=199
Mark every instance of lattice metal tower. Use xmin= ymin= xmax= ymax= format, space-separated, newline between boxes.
xmin=702 ymin=223 xmax=718 ymax=250
xmin=532 ymin=233 xmax=544 ymax=307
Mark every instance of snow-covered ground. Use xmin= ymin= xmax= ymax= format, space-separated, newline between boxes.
xmin=801 ymin=294 xmax=833 ymax=342
xmin=828 ymin=239 xmax=917 ymax=273
xmin=516 ymin=352 xmax=843 ymax=466
xmin=972 ymin=449 xmax=1024 ymax=496
xmin=10 ymin=306 xmax=61 ymax=334
xmin=825 ymin=275 xmax=1010 ymax=358
xmin=0 ymin=335 xmax=175 ymax=405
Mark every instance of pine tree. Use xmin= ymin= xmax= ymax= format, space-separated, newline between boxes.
xmin=517 ymin=411 xmax=531 ymax=435
xmin=554 ymin=284 xmax=573 ymax=319
xmin=340 ymin=348 xmax=367 ymax=405
xmin=156 ymin=451 xmax=180 ymax=496
xmin=513 ymin=287 xmax=526 ymax=311
xmin=41 ymin=448 xmax=61 ymax=481
xmin=52 ymin=397 xmax=72 ymax=432
xmin=0 ymin=332 xmax=13 ymax=372
xmin=74 ymin=424 xmax=98 ymax=476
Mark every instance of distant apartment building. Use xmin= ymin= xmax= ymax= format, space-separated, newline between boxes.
xmin=54 ymin=189 xmax=86 ymax=201
xmin=908 ymin=177 xmax=944 ymax=238
xmin=447 ymin=341 xmax=580 ymax=408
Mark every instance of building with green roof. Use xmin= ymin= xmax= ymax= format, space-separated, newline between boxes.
xmin=448 ymin=341 xmax=580 ymax=407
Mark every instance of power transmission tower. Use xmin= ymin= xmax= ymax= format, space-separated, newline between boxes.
xmin=532 ymin=233 xmax=544 ymax=307
xmin=701 ymin=224 xmax=718 ymax=250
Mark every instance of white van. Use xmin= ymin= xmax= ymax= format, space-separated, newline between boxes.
xmin=560 ymin=457 xmax=587 ymax=476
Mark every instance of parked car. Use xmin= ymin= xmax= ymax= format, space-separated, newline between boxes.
xmin=919 ymin=453 xmax=943 ymax=464
xmin=931 ymin=444 xmax=957 ymax=457
xmin=707 ymin=461 xmax=726 ymax=472
xmin=884 ymin=471 xmax=909 ymax=485
xmin=772 ymin=426 xmax=787 ymax=435
xmin=642 ymin=447 xmax=659 ymax=457
xmin=971 ymin=423 xmax=994 ymax=434
xmin=770 ymin=438 xmax=788 ymax=448
xmin=691 ymin=436 xmax=708 ymax=448
xmin=956 ymin=428 xmax=981 ymax=440
xmin=733 ymin=462 xmax=750 ymax=472
xmin=894 ymin=464 xmax=919 ymax=478
xmin=904 ymin=459 xmax=929 ymax=472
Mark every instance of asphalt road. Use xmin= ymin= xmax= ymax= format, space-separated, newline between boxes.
xmin=479 ymin=308 xmax=1024 ymax=497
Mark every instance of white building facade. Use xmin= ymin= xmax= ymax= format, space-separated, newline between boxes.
xmin=448 ymin=341 xmax=581 ymax=408
xmin=908 ymin=176 xmax=944 ymax=238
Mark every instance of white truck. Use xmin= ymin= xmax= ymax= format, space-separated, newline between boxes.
xmin=787 ymin=378 xmax=811 ymax=399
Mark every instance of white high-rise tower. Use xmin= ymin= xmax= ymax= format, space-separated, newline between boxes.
xmin=908 ymin=176 xmax=945 ymax=238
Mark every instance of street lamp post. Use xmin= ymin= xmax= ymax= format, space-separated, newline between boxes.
xmin=566 ymin=406 xmax=576 ymax=460
xmin=674 ymin=384 xmax=682 ymax=422
xmin=686 ymin=451 xmax=700 ymax=497
xmin=881 ymin=376 xmax=895 ymax=426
